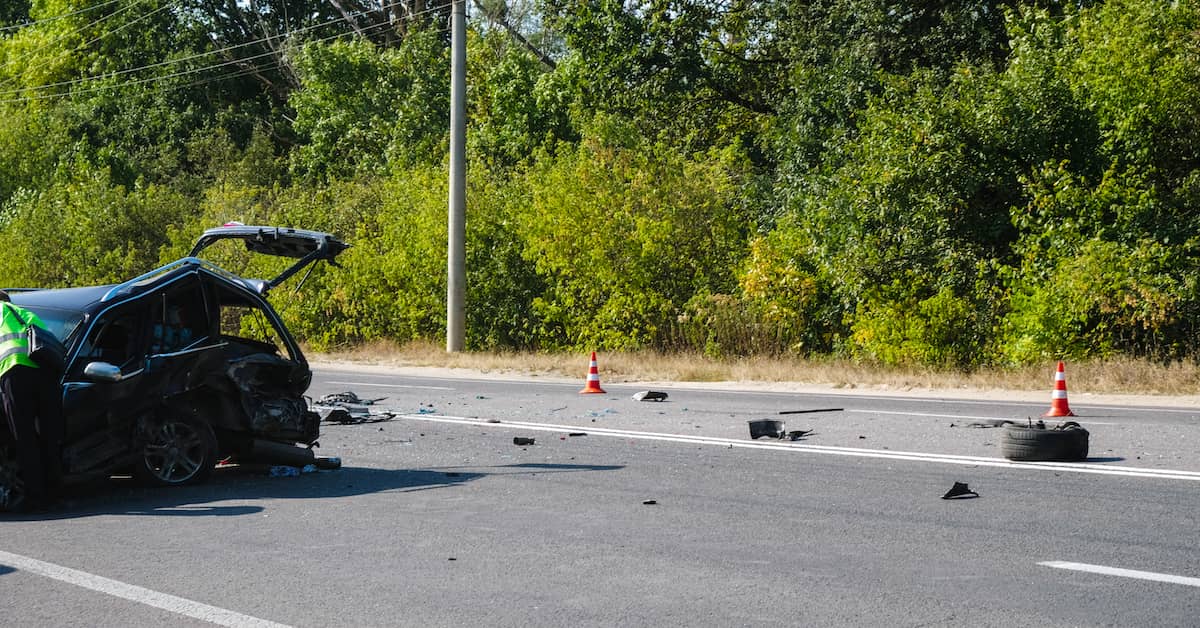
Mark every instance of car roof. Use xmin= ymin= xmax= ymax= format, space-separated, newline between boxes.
xmin=8 ymin=284 xmax=115 ymax=311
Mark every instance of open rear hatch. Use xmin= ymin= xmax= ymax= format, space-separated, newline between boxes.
xmin=190 ymin=225 xmax=349 ymax=293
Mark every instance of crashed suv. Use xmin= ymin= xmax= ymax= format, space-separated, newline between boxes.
xmin=0 ymin=225 xmax=348 ymax=511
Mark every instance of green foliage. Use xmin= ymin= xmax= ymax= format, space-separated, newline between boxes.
xmin=1001 ymin=238 xmax=1191 ymax=363
xmin=0 ymin=0 xmax=1197 ymax=366
xmin=0 ymin=164 xmax=197 ymax=287
xmin=850 ymin=284 xmax=984 ymax=367
xmin=517 ymin=124 xmax=751 ymax=350
xmin=290 ymin=31 xmax=450 ymax=180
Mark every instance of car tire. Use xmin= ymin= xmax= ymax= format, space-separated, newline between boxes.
xmin=133 ymin=406 xmax=218 ymax=487
xmin=1001 ymin=421 xmax=1089 ymax=462
xmin=0 ymin=438 xmax=26 ymax=512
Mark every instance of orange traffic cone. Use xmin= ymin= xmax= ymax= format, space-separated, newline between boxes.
xmin=580 ymin=351 xmax=606 ymax=394
xmin=1044 ymin=361 xmax=1076 ymax=417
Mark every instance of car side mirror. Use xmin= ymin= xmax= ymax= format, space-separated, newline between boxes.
xmin=83 ymin=361 xmax=123 ymax=383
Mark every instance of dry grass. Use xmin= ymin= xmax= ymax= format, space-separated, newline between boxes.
xmin=313 ymin=340 xmax=1200 ymax=396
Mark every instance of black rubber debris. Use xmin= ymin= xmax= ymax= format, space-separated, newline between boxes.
xmin=513 ymin=437 xmax=536 ymax=446
xmin=568 ymin=432 xmax=587 ymax=437
xmin=643 ymin=500 xmax=657 ymax=505
xmin=787 ymin=430 xmax=813 ymax=441
xmin=941 ymin=482 xmax=979 ymax=500
xmin=748 ymin=419 xmax=785 ymax=439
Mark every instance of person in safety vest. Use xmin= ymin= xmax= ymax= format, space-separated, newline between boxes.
xmin=0 ymin=290 xmax=63 ymax=510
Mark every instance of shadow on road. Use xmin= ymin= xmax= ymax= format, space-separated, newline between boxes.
xmin=2 ymin=462 xmax=626 ymax=521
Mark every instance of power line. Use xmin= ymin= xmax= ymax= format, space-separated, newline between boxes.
xmin=0 ymin=0 xmax=158 ymax=88
xmin=0 ymin=4 xmax=452 ymax=105
xmin=0 ymin=0 xmax=450 ymax=101
xmin=0 ymin=0 xmax=126 ymax=34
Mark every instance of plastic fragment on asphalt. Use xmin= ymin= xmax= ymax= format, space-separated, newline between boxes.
xmin=748 ymin=419 xmax=786 ymax=439
xmin=268 ymin=465 xmax=300 ymax=477
xmin=941 ymin=482 xmax=979 ymax=500
xmin=513 ymin=437 xmax=536 ymax=446
xmin=787 ymin=429 xmax=812 ymax=441
xmin=632 ymin=390 xmax=668 ymax=402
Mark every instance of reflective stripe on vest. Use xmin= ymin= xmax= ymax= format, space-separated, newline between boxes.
xmin=0 ymin=304 xmax=38 ymax=376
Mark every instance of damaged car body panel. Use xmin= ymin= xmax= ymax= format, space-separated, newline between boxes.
xmin=0 ymin=226 xmax=346 ymax=508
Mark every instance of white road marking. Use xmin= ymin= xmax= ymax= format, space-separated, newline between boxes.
xmin=852 ymin=409 xmax=1119 ymax=426
xmin=397 ymin=414 xmax=1200 ymax=482
xmin=1039 ymin=561 xmax=1200 ymax=587
xmin=326 ymin=380 xmax=455 ymax=391
xmin=0 ymin=550 xmax=292 ymax=628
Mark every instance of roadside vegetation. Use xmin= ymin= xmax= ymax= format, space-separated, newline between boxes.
xmin=317 ymin=341 xmax=1200 ymax=397
xmin=2 ymin=1 xmax=1200 ymax=372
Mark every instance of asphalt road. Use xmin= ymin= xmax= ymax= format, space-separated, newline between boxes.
xmin=2 ymin=365 xmax=1198 ymax=627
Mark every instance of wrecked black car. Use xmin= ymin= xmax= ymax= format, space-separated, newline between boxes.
xmin=0 ymin=225 xmax=348 ymax=511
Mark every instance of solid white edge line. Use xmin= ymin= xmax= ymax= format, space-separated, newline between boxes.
xmin=1039 ymin=561 xmax=1200 ymax=587
xmin=0 ymin=550 xmax=293 ymax=628
xmin=396 ymin=414 xmax=1200 ymax=482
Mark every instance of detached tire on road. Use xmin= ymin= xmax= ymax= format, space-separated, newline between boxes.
xmin=1001 ymin=422 xmax=1089 ymax=462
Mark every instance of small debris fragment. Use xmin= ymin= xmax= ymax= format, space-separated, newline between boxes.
xmin=748 ymin=419 xmax=785 ymax=439
xmin=513 ymin=437 xmax=536 ymax=446
xmin=568 ymin=432 xmax=587 ymax=437
xmin=486 ymin=418 xmax=501 ymax=423
xmin=787 ymin=430 xmax=813 ymax=441
xmin=448 ymin=557 xmax=457 ymax=561
xmin=632 ymin=390 xmax=669 ymax=402
xmin=941 ymin=482 xmax=979 ymax=500
xmin=778 ymin=408 xmax=843 ymax=415
xmin=268 ymin=465 xmax=300 ymax=477
xmin=642 ymin=500 xmax=657 ymax=505
xmin=952 ymin=419 xmax=1016 ymax=429
xmin=858 ymin=435 xmax=866 ymax=439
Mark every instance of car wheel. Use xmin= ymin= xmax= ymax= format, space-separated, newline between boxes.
xmin=134 ymin=407 xmax=218 ymax=487
xmin=0 ymin=439 xmax=26 ymax=512
xmin=1001 ymin=421 xmax=1089 ymax=462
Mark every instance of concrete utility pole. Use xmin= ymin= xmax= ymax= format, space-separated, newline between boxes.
xmin=447 ymin=0 xmax=467 ymax=352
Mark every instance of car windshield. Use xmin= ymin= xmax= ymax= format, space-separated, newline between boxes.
xmin=20 ymin=305 xmax=84 ymax=344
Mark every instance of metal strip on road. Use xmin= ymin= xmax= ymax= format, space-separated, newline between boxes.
xmin=395 ymin=414 xmax=1200 ymax=482
xmin=1039 ymin=561 xmax=1200 ymax=588
xmin=0 ymin=550 xmax=293 ymax=628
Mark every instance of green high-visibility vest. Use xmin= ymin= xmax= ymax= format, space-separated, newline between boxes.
xmin=0 ymin=302 xmax=44 ymax=377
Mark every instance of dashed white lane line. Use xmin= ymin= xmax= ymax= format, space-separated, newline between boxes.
xmin=395 ymin=414 xmax=1200 ymax=482
xmin=326 ymin=380 xmax=454 ymax=391
xmin=0 ymin=550 xmax=292 ymax=628
xmin=1039 ymin=561 xmax=1200 ymax=587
